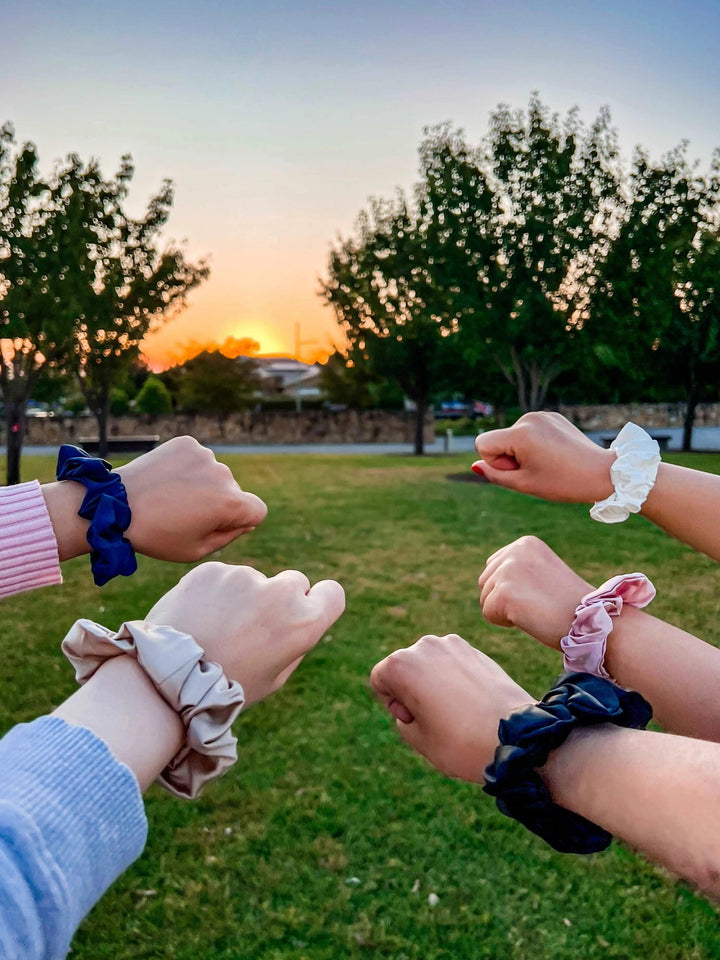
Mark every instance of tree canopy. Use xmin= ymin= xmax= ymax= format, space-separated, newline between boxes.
xmin=0 ymin=123 xmax=207 ymax=477
xmin=323 ymin=96 xmax=720 ymax=449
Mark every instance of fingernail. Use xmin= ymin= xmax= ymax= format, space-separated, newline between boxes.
xmin=471 ymin=463 xmax=485 ymax=477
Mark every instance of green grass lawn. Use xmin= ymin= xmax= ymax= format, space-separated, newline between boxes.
xmin=3 ymin=451 xmax=720 ymax=959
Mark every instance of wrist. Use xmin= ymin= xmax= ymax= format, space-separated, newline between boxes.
xmin=526 ymin=586 xmax=593 ymax=650
xmin=587 ymin=450 xmax=616 ymax=503
xmin=54 ymin=655 xmax=184 ymax=791
xmin=41 ymin=480 xmax=89 ymax=561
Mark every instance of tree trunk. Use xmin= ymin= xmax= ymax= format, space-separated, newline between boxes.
xmin=94 ymin=397 xmax=110 ymax=460
xmin=5 ymin=402 xmax=27 ymax=485
xmin=682 ymin=385 xmax=697 ymax=453
xmin=413 ymin=391 xmax=426 ymax=456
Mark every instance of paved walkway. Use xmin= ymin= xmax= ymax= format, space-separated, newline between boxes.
xmin=3 ymin=436 xmax=480 ymax=457
xmin=6 ymin=429 xmax=720 ymax=458
xmin=584 ymin=427 xmax=720 ymax=452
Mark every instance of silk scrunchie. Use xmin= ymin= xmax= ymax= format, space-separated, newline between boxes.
xmin=56 ymin=444 xmax=137 ymax=586
xmin=62 ymin=618 xmax=246 ymax=798
xmin=560 ymin=573 xmax=656 ymax=679
xmin=483 ymin=672 xmax=653 ymax=854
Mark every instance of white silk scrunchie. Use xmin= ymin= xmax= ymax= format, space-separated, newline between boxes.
xmin=560 ymin=573 xmax=656 ymax=679
xmin=62 ymin=619 xmax=245 ymax=799
xmin=590 ymin=422 xmax=661 ymax=523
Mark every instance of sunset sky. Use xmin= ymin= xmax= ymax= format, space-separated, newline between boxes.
xmin=2 ymin=0 xmax=719 ymax=368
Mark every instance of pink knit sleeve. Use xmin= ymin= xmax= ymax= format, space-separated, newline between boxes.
xmin=0 ymin=480 xmax=62 ymax=598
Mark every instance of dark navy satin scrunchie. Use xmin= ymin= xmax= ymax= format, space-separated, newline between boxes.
xmin=56 ymin=444 xmax=137 ymax=586
xmin=483 ymin=672 xmax=653 ymax=854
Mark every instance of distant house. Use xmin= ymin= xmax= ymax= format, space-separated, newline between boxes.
xmin=253 ymin=356 xmax=322 ymax=400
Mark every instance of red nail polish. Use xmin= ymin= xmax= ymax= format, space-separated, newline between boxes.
xmin=471 ymin=463 xmax=485 ymax=477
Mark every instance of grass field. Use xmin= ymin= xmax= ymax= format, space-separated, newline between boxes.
xmin=3 ymin=451 xmax=720 ymax=959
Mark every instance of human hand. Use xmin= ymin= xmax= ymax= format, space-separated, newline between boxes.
xmin=473 ymin=412 xmax=615 ymax=503
xmin=117 ymin=436 xmax=268 ymax=561
xmin=146 ymin=562 xmax=345 ymax=705
xmin=370 ymin=633 xmax=533 ymax=780
xmin=478 ymin=536 xmax=592 ymax=649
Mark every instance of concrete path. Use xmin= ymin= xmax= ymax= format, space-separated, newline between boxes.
xmin=2 ymin=436 xmax=480 ymax=458
xmin=6 ymin=429 xmax=720 ymax=458
xmin=584 ymin=427 xmax=720 ymax=452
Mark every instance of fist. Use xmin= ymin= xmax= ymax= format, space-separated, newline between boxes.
xmin=473 ymin=411 xmax=615 ymax=503
xmin=147 ymin=562 xmax=345 ymax=705
xmin=478 ymin=536 xmax=592 ymax=649
xmin=370 ymin=633 xmax=533 ymax=781
xmin=118 ymin=436 xmax=268 ymax=561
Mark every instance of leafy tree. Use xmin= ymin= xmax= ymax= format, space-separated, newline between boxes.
xmin=0 ymin=126 xmax=95 ymax=482
xmin=70 ymin=160 xmax=208 ymax=457
xmin=31 ymin=366 xmax=73 ymax=409
xmin=323 ymin=197 xmax=456 ymax=454
xmin=590 ymin=146 xmax=720 ymax=448
xmin=64 ymin=393 xmax=87 ymax=416
xmin=109 ymin=387 xmax=131 ymax=417
xmin=318 ymin=348 xmax=405 ymax=410
xmin=134 ymin=374 xmax=173 ymax=415
xmin=0 ymin=123 xmax=207 ymax=478
xmin=419 ymin=97 xmax=622 ymax=411
xmin=176 ymin=351 xmax=260 ymax=426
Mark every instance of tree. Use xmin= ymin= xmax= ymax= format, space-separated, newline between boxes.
xmin=318 ymin=348 xmax=405 ymax=410
xmin=0 ymin=126 xmax=95 ymax=482
xmin=176 ymin=351 xmax=260 ymax=426
xmin=0 ymin=124 xmax=208 ymax=478
xmin=134 ymin=374 xmax=173 ymax=415
xmin=70 ymin=159 xmax=208 ymax=457
xmin=590 ymin=145 xmax=720 ymax=448
xmin=323 ymin=197 xmax=456 ymax=454
xmin=419 ymin=97 xmax=623 ymax=412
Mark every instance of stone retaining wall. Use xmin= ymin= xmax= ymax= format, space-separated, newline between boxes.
xmin=559 ymin=402 xmax=720 ymax=431
xmin=19 ymin=409 xmax=435 ymax=446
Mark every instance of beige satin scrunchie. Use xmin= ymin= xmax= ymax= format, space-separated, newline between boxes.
xmin=62 ymin=619 xmax=246 ymax=799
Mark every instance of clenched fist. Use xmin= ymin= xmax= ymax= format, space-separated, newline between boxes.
xmin=147 ymin=562 xmax=345 ymax=705
xmin=478 ymin=536 xmax=592 ymax=649
xmin=371 ymin=633 xmax=533 ymax=780
xmin=473 ymin=411 xmax=615 ymax=503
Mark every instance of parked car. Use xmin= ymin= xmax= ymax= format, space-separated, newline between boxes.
xmin=436 ymin=400 xmax=494 ymax=420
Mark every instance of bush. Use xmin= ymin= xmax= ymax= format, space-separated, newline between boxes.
xmin=434 ymin=417 xmax=481 ymax=437
xmin=134 ymin=376 xmax=173 ymax=415
xmin=63 ymin=394 xmax=87 ymax=417
xmin=109 ymin=388 xmax=130 ymax=417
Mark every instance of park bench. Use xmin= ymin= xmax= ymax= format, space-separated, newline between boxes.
xmin=600 ymin=433 xmax=671 ymax=451
xmin=78 ymin=435 xmax=160 ymax=454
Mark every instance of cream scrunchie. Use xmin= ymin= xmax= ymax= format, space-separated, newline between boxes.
xmin=62 ymin=619 xmax=245 ymax=799
xmin=590 ymin=422 xmax=661 ymax=523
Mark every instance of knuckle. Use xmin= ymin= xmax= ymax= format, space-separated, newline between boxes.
xmin=379 ymin=650 xmax=408 ymax=682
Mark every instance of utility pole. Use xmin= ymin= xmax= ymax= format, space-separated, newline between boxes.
xmin=294 ymin=322 xmax=317 ymax=363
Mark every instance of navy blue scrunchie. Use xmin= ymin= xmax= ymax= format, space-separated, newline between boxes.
xmin=56 ymin=444 xmax=137 ymax=587
xmin=483 ymin=672 xmax=652 ymax=854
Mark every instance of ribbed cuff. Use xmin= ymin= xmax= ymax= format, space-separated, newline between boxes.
xmin=0 ymin=716 xmax=148 ymax=925
xmin=0 ymin=481 xmax=62 ymax=597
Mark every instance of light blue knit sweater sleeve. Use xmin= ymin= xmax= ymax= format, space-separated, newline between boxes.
xmin=0 ymin=715 xmax=148 ymax=959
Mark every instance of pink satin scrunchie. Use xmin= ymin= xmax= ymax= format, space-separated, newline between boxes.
xmin=560 ymin=573 xmax=656 ymax=680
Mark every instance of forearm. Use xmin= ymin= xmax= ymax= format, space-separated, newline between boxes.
xmin=639 ymin=462 xmax=720 ymax=562
xmin=0 ymin=711 xmax=148 ymax=959
xmin=601 ymin=606 xmax=720 ymax=741
xmin=54 ymin=655 xmax=184 ymax=790
xmin=41 ymin=480 xmax=88 ymax=561
xmin=541 ymin=726 xmax=720 ymax=898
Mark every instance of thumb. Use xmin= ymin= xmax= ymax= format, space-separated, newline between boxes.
xmin=472 ymin=457 xmax=525 ymax=491
xmin=370 ymin=653 xmax=422 ymax=724
xmin=474 ymin=426 xmax=520 ymax=462
xmin=306 ymin=579 xmax=346 ymax=636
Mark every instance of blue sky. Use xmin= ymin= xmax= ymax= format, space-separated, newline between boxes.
xmin=2 ymin=0 xmax=719 ymax=363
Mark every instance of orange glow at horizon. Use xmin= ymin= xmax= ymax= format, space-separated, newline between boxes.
xmin=141 ymin=321 xmax=340 ymax=371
